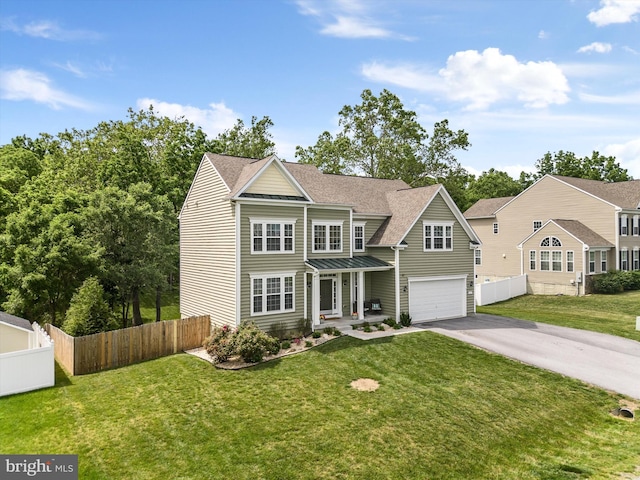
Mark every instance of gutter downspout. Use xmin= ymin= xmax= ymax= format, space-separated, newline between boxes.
xmin=235 ymin=201 xmax=241 ymax=327
xmin=392 ymin=246 xmax=401 ymax=321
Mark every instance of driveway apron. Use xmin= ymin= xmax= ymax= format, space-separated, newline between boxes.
xmin=417 ymin=314 xmax=640 ymax=399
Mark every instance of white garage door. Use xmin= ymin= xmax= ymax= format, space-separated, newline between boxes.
xmin=408 ymin=276 xmax=466 ymax=322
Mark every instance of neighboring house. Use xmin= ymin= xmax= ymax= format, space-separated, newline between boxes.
xmin=0 ymin=311 xmax=55 ymax=397
xmin=179 ymin=153 xmax=480 ymax=332
xmin=464 ymin=175 xmax=640 ymax=295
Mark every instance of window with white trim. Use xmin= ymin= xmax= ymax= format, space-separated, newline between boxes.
xmin=589 ymin=251 xmax=596 ymax=273
xmin=633 ymin=249 xmax=639 ymax=271
xmin=601 ymin=251 xmax=607 ymax=273
xmin=633 ymin=215 xmax=639 ymax=236
xmin=251 ymin=273 xmax=295 ymax=315
xmin=312 ymin=221 xmax=343 ymax=253
xmin=552 ymin=251 xmax=562 ymax=272
xmin=566 ymin=251 xmax=574 ymax=273
xmin=533 ymin=220 xmax=542 ymax=232
xmin=424 ymin=221 xmax=453 ymax=251
xmin=540 ymin=251 xmax=550 ymax=271
xmin=620 ymin=215 xmax=628 ymax=236
xmin=474 ymin=249 xmax=481 ymax=265
xmin=493 ymin=223 xmax=499 ymax=234
xmin=620 ymin=250 xmax=629 ymax=271
xmin=529 ymin=250 xmax=536 ymax=270
xmin=251 ymin=219 xmax=295 ymax=253
xmin=541 ymin=236 xmax=562 ymax=247
xmin=353 ymin=222 xmax=365 ymax=252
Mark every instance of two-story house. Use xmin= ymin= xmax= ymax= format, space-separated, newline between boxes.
xmin=179 ymin=153 xmax=480 ymax=332
xmin=464 ymin=175 xmax=640 ymax=295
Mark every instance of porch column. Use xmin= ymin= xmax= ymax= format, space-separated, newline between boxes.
xmin=357 ymin=270 xmax=365 ymax=320
xmin=312 ymin=272 xmax=320 ymax=326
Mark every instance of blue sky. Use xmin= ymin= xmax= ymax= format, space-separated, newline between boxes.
xmin=1 ymin=0 xmax=639 ymax=178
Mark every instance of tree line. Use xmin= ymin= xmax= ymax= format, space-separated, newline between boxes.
xmin=0 ymin=90 xmax=631 ymax=334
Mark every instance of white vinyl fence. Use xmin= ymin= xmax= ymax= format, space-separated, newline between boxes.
xmin=0 ymin=323 xmax=55 ymax=397
xmin=475 ymin=275 xmax=527 ymax=306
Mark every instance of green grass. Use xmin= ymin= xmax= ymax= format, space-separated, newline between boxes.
xmin=478 ymin=291 xmax=640 ymax=341
xmin=2 ymin=333 xmax=638 ymax=479
xmin=139 ymin=288 xmax=180 ymax=323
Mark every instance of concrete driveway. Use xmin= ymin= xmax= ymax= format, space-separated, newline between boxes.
xmin=416 ymin=314 xmax=640 ymax=399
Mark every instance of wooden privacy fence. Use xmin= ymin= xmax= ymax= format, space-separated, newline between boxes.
xmin=46 ymin=315 xmax=210 ymax=375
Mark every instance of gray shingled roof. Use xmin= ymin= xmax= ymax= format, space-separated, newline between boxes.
xmin=306 ymin=256 xmax=393 ymax=271
xmin=552 ymin=176 xmax=640 ymax=210
xmin=0 ymin=311 xmax=33 ymax=331
xmin=551 ymin=219 xmax=615 ymax=248
xmin=463 ymin=196 xmax=515 ymax=219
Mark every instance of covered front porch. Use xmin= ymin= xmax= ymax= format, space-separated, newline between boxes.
xmin=304 ymin=255 xmax=397 ymax=329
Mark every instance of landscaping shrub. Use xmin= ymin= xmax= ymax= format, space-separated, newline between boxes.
xmin=312 ymin=331 xmax=321 ymax=339
xmin=296 ymin=317 xmax=312 ymax=337
xmin=383 ymin=317 xmax=397 ymax=327
xmin=234 ymin=320 xmax=280 ymax=363
xmin=268 ymin=321 xmax=288 ymax=341
xmin=305 ymin=340 xmax=313 ymax=348
xmin=62 ymin=277 xmax=118 ymax=336
xmin=377 ymin=324 xmax=385 ymax=331
xmin=203 ymin=325 xmax=235 ymax=363
xmin=399 ymin=311 xmax=412 ymax=327
xmin=281 ymin=340 xmax=291 ymax=349
xmin=592 ymin=271 xmax=640 ymax=294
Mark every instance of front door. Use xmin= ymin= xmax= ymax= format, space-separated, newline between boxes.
xmin=320 ymin=279 xmax=334 ymax=313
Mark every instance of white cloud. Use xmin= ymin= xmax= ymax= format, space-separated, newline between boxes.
xmin=0 ymin=68 xmax=93 ymax=110
xmin=538 ymin=30 xmax=549 ymax=39
xmin=579 ymin=90 xmax=640 ymax=104
xmin=601 ymin=138 xmax=640 ymax=178
xmin=52 ymin=61 xmax=87 ymax=78
xmin=587 ymin=0 xmax=640 ymax=26
xmin=577 ymin=42 xmax=612 ymax=53
xmin=362 ymin=48 xmax=570 ymax=110
xmin=0 ymin=17 xmax=101 ymax=41
xmin=294 ymin=0 xmax=412 ymax=40
xmin=136 ymin=98 xmax=239 ymax=138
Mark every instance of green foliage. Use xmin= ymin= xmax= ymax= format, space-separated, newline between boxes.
xmin=383 ymin=317 xmax=397 ymax=327
xmin=592 ymin=271 xmax=640 ymax=294
xmin=62 ymin=277 xmax=117 ymax=336
xmin=296 ymin=317 xmax=312 ymax=337
xmin=281 ymin=340 xmax=291 ymax=349
xmin=464 ymin=168 xmax=524 ymax=211
xmin=268 ymin=321 xmax=288 ymax=341
xmin=233 ymin=320 xmax=280 ymax=363
xmin=305 ymin=340 xmax=313 ymax=348
xmin=210 ymin=116 xmax=276 ymax=159
xmin=534 ymin=150 xmax=631 ymax=182
xmin=363 ymin=325 xmax=372 ymax=333
xmin=203 ymin=325 xmax=235 ymax=364
xmin=377 ymin=324 xmax=385 ymax=331
xmin=399 ymin=312 xmax=412 ymax=327
xmin=312 ymin=331 xmax=321 ymax=339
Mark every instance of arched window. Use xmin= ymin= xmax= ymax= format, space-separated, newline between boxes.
xmin=540 ymin=236 xmax=562 ymax=247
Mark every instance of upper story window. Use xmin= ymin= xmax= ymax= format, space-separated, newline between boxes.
xmin=633 ymin=215 xmax=639 ymax=236
xmin=313 ymin=221 xmax=343 ymax=253
xmin=620 ymin=215 xmax=628 ymax=236
xmin=540 ymin=236 xmax=561 ymax=247
xmin=493 ymin=223 xmax=499 ymax=234
xmin=533 ymin=221 xmax=542 ymax=231
xmin=251 ymin=218 xmax=296 ymax=254
xmin=353 ymin=222 xmax=366 ymax=252
xmin=424 ymin=221 xmax=453 ymax=251
xmin=474 ymin=249 xmax=482 ymax=265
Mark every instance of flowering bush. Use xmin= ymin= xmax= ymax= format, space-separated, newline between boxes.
xmin=233 ymin=320 xmax=280 ymax=363
xmin=203 ymin=324 xmax=235 ymax=363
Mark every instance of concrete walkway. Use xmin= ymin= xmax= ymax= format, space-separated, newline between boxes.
xmin=415 ymin=314 xmax=640 ymax=399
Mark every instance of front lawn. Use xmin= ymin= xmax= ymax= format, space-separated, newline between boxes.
xmin=1 ymin=333 xmax=638 ymax=479
xmin=478 ymin=291 xmax=640 ymax=341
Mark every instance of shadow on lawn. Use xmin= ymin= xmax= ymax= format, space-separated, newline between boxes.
xmin=54 ymin=361 xmax=73 ymax=388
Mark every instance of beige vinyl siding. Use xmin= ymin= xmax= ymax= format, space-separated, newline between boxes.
xmin=308 ymin=208 xmax=351 ymax=259
xmin=0 ymin=323 xmax=31 ymax=354
xmin=522 ymin=223 xmax=583 ymax=294
xmin=245 ymin=162 xmax=301 ymax=196
xmin=398 ymin=194 xmax=475 ymax=315
xmin=239 ymin=203 xmax=306 ymax=331
xmin=475 ymin=176 xmax=616 ymax=279
xmin=180 ymin=159 xmax=236 ymax=327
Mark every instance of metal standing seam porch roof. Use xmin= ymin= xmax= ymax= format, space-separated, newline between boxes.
xmin=305 ymin=255 xmax=393 ymax=272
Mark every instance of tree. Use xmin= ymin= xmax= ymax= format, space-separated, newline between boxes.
xmin=62 ymin=277 xmax=118 ymax=336
xmin=466 ymin=168 xmax=524 ymax=209
xmin=82 ymin=183 xmax=177 ymax=327
xmin=212 ymin=116 xmax=276 ymax=159
xmin=534 ymin=150 xmax=631 ymax=182
xmin=295 ymin=89 xmax=471 ymax=190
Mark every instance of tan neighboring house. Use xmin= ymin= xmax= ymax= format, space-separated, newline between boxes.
xmin=179 ymin=153 xmax=481 ymax=332
xmin=464 ymin=175 xmax=640 ymax=295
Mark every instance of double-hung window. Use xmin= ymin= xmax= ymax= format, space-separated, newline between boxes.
xmin=540 ymin=251 xmax=550 ymax=271
xmin=633 ymin=249 xmax=640 ymax=271
xmin=620 ymin=215 xmax=628 ymax=236
xmin=313 ymin=221 xmax=343 ymax=253
xmin=566 ymin=251 xmax=574 ymax=273
xmin=620 ymin=250 xmax=629 ymax=271
xmin=529 ymin=250 xmax=536 ymax=270
xmin=353 ymin=222 xmax=365 ymax=252
xmin=424 ymin=221 xmax=454 ymax=251
xmin=601 ymin=252 xmax=607 ymax=272
xmin=533 ymin=221 xmax=542 ymax=232
xmin=493 ymin=223 xmax=499 ymax=234
xmin=251 ymin=273 xmax=295 ymax=315
xmin=633 ymin=216 xmax=639 ymax=236
xmin=552 ymin=251 xmax=562 ymax=272
xmin=589 ymin=251 xmax=596 ymax=273
xmin=251 ymin=219 xmax=295 ymax=253
xmin=474 ymin=249 xmax=482 ymax=265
